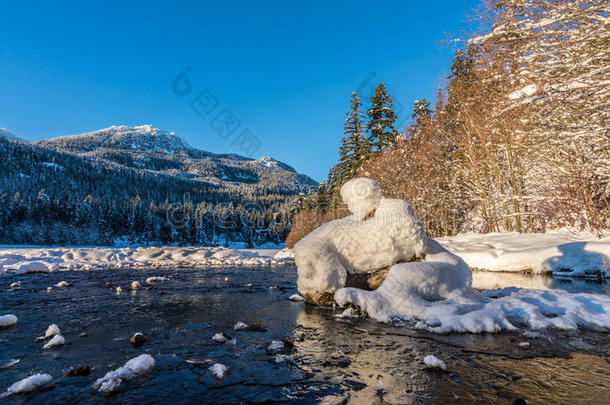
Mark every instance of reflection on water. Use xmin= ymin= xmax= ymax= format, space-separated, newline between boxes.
xmin=0 ymin=266 xmax=608 ymax=404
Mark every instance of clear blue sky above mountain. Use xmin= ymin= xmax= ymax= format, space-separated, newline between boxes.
xmin=0 ymin=0 xmax=480 ymax=181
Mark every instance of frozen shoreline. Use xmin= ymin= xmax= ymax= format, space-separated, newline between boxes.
xmin=0 ymin=246 xmax=294 ymax=274
xmin=0 ymin=229 xmax=608 ymax=277
xmin=437 ymin=229 xmax=610 ymax=278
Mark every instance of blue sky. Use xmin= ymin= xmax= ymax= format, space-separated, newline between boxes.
xmin=0 ymin=0 xmax=480 ymax=181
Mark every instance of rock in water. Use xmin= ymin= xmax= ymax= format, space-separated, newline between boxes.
xmin=293 ymin=178 xmax=427 ymax=305
xmin=130 ymin=332 xmax=146 ymax=346
xmin=66 ymin=365 xmax=91 ymax=377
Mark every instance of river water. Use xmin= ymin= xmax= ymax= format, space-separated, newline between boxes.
xmin=1 ymin=266 xmax=608 ymax=404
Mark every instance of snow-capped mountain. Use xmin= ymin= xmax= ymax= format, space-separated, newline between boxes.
xmin=36 ymin=125 xmax=317 ymax=192
xmin=38 ymin=125 xmax=192 ymax=154
xmin=0 ymin=128 xmax=24 ymax=142
xmin=0 ymin=125 xmax=317 ymax=246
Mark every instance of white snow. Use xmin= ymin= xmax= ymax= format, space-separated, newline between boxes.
xmin=437 ymin=230 xmax=610 ymax=277
xmin=294 ymin=178 xmax=426 ymax=297
xmin=274 ymin=354 xmax=294 ymax=363
xmin=92 ymin=354 xmax=154 ymax=393
xmin=518 ymin=342 xmax=530 ymax=349
xmin=288 ymin=294 xmax=305 ymax=302
xmin=0 ymin=314 xmax=18 ymax=327
xmin=43 ymin=334 xmax=65 ymax=349
xmin=2 ymin=374 xmax=52 ymax=398
xmin=267 ymin=340 xmax=285 ymax=352
xmin=212 ymin=333 xmax=230 ymax=343
xmin=45 ymin=324 xmax=60 ymax=338
xmin=0 ymin=246 xmax=293 ymax=274
xmin=335 ymin=239 xmax=610 ymax=333
xmin=15 ymin=261 xmax=51 ymax=274
xmin=423 ymin=355 xmax=446 ymax=370
xmin=208 ymin=363 xmax=228 ymax=379
xmin=145 ymin=276 xmax=166 ymax=284
xmin=234 ymin=322 xmax=248 ymax=331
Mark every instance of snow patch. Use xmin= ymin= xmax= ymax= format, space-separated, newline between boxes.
xmin=0 ymin=314 xmax=18 ymax=327
xmin=208 ymin=363 xmax=228 ymax=379
xmin=43 ymin=334 xmax=65 ymax=349
xmin=45 ymin=324 xmax=60 ymax=338
xmin=2 ymin=374 xmax=52 ymax=397
xmin=92 ymin=354 xmax=154 ymax=393
xmin=423 ymin=355 xmax=446 ymax=371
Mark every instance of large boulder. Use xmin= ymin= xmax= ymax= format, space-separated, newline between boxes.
xmin=294 ymin=178 xmax=427 ymax=304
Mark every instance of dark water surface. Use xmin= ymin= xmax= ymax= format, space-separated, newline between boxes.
xmin=1 ymin=266 xmax=609 ymax=404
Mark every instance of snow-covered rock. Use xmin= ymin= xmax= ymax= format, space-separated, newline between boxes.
xmin=43 ymin=334 xmax=65 ymax=349
xmin=208 ymin=363 xmax=228 ymax=379
xmin=423 ymin=355 xmax=446 ymax=371
xmin=336 ymin=237 xmax=610 ymax=333
xmin=2 ymin=374 xmax=52 ymax=398
xmin=288 ymin=294 xmax=304 ymax=302
xmin=294 ymin=178 xmax=426 ymax=302
xmin=45 ymin=324 xmax=60 ymax=338
xmin=274 ymin=354 xmax=294 ymax=363
xmin=212 ymin=333 xmax=232 ymax=343
xmin=0 ymin=314 xmax=18 ymax=327
xmin=267 ymin=340 xmax=285 ymax=352
xmin=233 ymin=322 xmax=248 ymax=331
xmin=146 ymin=276 xmax=166 ymax=284
xmin=291 ymin=180 xmax=610 ymax=334
xmin=92 ymin=354 xmax=154 ymax=393
xmin=131 ymin=281 xmax=140 ymax=289
xmin=56 ymin=281 xmax=70 ymax=287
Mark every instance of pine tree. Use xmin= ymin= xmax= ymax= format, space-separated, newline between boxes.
xmin=341 ymin=91 xmax=369 ymax=176
xmin=366 ymin=82 xmax=398 ymax=152
xmin=325 ymin=91 xmax=370 ymax=209
xmin=409 ymin=98 xmax=432 ymax=137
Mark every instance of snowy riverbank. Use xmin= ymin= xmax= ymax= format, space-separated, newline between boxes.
xmin=0 ymin=229 xmax=608 ymax=277
xmin=0 ymin=246 xmax=293 ymax=274
xmin=437 ymin=229 xmax=610 ymax=278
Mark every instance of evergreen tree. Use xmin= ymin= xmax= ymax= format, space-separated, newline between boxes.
xmin=409 ymin=98 xmax=433 ymax=137
xmin=341 ymin=91 xmax=369 ymax=177
xmin=366 ymin=82 xmax=398 ymax=152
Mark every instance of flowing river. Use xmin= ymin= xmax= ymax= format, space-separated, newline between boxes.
xmin=1 ymin=266 xmax=608 ymax=404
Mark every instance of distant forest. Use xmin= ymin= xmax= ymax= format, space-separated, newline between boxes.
xmin=0 ymin=137 xmax=305 ymax=246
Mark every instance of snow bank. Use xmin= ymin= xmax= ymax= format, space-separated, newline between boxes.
xmin=15 ymin=261 xmax=51 ymax=274
xmin=0 ymin=246 xmax=294 ymax=274
xmin=336 ymin=239 xmax=610 ymax=333
xmin=438 ymin=230 xmax=610 ymax=277
xmin=0 ymin=314 xmax=18 ymax=327
xmin=294 ymin=178 xmax=426 ymax=297
xmin=2 ymin=374 xmax=52 ymax=397
xmin=92 ymin=354 xmax=154 ymax=393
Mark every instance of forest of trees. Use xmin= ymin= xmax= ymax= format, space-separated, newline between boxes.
xmin=288 ymin=0 xmax=609 ymax=245
xmin=0 ymin=137 xmax=301 ymax=247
